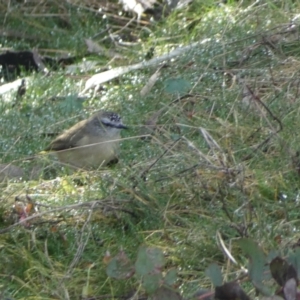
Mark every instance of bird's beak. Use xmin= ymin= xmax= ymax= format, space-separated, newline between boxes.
xmin=118 ymin=124 xmax=128 ymax=129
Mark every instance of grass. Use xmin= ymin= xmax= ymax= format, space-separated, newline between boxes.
xmin=1 ymin=0 xmax=300 ymax=299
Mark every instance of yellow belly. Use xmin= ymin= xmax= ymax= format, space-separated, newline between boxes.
xmin=56 ymin=139 xmax=119 ymax=169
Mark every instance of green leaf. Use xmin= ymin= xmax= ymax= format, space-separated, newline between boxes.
xmin=205 ymin=263 xmax=223 ymax=287
xmin=252 ymin=281 xmax=272 ymax=297
xmin=164 ymin=77 xmax=191 ymax=95
xmin=106 ymin=250 xmax=135 ymax=280
xmin=164 ymin=269 xmax=177 ymax=286
xmin=237 ymin=239 xmax=265 ymax=284
xmin=135 ymin=245 xmax=165 ymax=277
xmin=267 ymin=249 xmax=279 ymax=263
xmin=142 ymin=273 xmax=162 ymax=294
xmin=58 ymin=94 xmax=84 ymax=113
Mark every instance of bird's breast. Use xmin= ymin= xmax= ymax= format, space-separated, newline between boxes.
xmin=56 ymin=135 xmax=121 ymax=169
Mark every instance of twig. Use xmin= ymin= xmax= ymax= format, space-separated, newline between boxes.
xmin=0 ymin=199 xmax=131 ymax=234
xmin=139 ymin=137 xmax=181 ymax=182
xmin=62 ymin=202 xmax=96 ymax=282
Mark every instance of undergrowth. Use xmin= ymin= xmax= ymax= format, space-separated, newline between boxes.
xmin=1 ymin=0 xmax=300 ymax=299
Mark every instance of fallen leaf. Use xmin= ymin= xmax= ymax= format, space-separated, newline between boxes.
xmin=215 ymin=281 xmax=250 ymax=300
xmin=270 ymin=257 xmax=298 ymax=287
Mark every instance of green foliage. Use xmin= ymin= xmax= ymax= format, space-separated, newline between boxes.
xmin=205 ymin=263 xmax=223 ymax=287
xmin=106 ymin=246 xmax=178 ymax=297
xmin=2 ymin=0 xmax=300 ymax=298
xmin=106 ymin=250 xmax=135 ymax=280
xmin=58 ymin=95 xmax=84 ymax=113
xmin=237 ymin=239 xmax=266 ymax=285
xmin=164 ymin=269 xmax=177 ymax=286
xmin=203 ymin=241 xmax=300 ymax=300
xmin=164 ymin=77 xmax=191 ymax=95
xmin=135 ymin=245 xmax=165 ymax=276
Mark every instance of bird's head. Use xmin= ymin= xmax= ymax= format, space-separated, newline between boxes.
xmin=92 ymin=111 xmax=128 ymax=134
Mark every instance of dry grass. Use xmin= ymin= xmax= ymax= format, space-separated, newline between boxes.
xmin=1 ymin=0 xmax=300 ymax=299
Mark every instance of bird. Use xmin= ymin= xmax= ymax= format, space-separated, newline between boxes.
xmin=45 ymin=110 xmax=128 ymax=169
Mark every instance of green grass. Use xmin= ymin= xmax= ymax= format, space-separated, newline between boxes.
xmin=2 ymin=0 xmax=300 ymax=299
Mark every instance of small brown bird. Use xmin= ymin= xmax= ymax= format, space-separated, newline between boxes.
xmin=45 ymin=111 xmax=128 ymax=169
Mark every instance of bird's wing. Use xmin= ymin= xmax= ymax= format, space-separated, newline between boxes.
xmin=45 ymin=120 xmax=90 ymax=151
